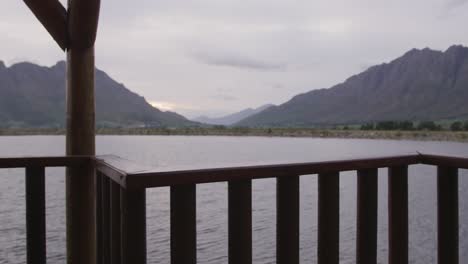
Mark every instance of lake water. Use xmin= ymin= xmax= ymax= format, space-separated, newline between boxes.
xmin=0 ymin=136 xmax=467 ymax=264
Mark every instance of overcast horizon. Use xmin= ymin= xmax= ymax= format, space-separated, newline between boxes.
xmin=1 ymin=0 xmax=468 ymax=118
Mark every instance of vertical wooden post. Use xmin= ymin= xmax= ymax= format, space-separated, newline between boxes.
xmin=356 ymin=168 xmax=378 ymax=264
xmin=277 ymin=175 xmax=300 ymax=264
xmin=96 ymin=171 xmax=103 ymax=264
xmin=318 ymin=172 xmax=340 ymax=264
xmin=110 ymin=181 xmax=122 ymax=264
xmin=388 ymin=166 xmax=408 ymax=264
xmin=100 ymin=176 xmax=111 ymax=264
xmin=66 ymin=46 xmax=97 ymax=264
xmin=25 ymin=167 xmax=46 ymax=264
xmin=228 ymin=180 xmax=252 ymax=264
xmin=121 ymin=188 xmax=147 ymax=264
xmin=65 ymin=0 xmax=100 ymax=263
xmin=437 ymin=166 xmax=458 ymax=264
xmin=171 ymin=184 xmax=197 ymax=264
xmin=23 ymin=0 xmax=100 ymax=263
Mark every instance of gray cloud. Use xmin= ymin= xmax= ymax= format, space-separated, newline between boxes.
xmin=271 ymin=83 xmax=284 ymax=90
xmin=446 ymin=0 xmax=468 ymax=8
xmin=2 ymin=0 xmax=468 ymax=117
xmin=192 ymin=52 xmax=287 ymax=71
xmin=211 ymin=94 xmax=239 ymax=101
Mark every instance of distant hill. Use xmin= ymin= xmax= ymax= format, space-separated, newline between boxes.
xmin=237 ymin=45 xmax=468 ymax=127
xmin=0 ymin=61 xmax=197 ymax=128
xmin=193 ymin=104 xmax=274 ymax=125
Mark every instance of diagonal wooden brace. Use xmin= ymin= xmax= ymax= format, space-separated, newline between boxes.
xmin=68 ymin=0 xmax=101 ymax=50
xmin=24 ymin=0 xmax=68 ymax=51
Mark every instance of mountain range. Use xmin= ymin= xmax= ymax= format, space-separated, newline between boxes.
xmin=193 ymin=104 xmax=273 ymax=125
xmin=0 ymin=61 xmax=196 ymax=128
xmin=237 ymin=45 xmax=468 ymax=127
xmin=2 ymin=45 xmax=468 ymax=129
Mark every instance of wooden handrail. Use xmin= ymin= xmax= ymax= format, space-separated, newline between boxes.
xmin=95 ymin=153 xmax=468 ymax=189
xmin=0 ymin=156 xmax=91 ymax=169
xmin=419 ymin=153 xmax=468 ymax=169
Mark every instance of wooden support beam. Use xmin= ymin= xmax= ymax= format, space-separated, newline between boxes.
xmin=23 ymin=0 xmax=68 ymax=50
xmin=68 ymin=0 xmax=101 ymax=50
xmin=66 ymin=46 xmax=97 ymax=264
xmin=65 ymin=1 xmax=100 ymax=262
xmin=23 ymin=0 xmax=101 ymax=263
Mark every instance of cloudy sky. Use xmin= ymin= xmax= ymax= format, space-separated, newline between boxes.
xmin=1 ymin=0 xmax=468 ymax=118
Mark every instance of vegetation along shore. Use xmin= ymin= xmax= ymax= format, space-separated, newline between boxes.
xmin=2 ymin=120 xmax=468 ymax=143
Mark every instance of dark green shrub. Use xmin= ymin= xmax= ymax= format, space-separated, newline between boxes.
xmin=376 ymin=121 xmax=397 ymax=130
xmin=360 ymin=123 xmax=374 ymax=130
xmin=417 ymin=121 xmax=440 ymax=131
xmin=450 ymin=121 xmax=463 ymax=131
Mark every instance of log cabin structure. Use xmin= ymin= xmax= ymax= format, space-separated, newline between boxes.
xmin=0 ymin=1 xmax=465 ymax=264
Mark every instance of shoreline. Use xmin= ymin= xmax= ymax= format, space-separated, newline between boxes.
xmin=1 ymin=127 xmax=468 ymax=143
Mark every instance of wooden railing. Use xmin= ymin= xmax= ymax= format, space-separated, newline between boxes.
xmin=95 ymin=153 xmax=467 ymax=264
xmin=1 ymin=153 xmax=467 ymax=264
xmin=0 ymin=156 xmax=91 ymax=264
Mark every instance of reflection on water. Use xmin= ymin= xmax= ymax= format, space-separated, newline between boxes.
xmin=0 ymin=136 xmax=467 ymax=263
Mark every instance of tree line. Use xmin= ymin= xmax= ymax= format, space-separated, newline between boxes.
xmin=360 ymin=121 xmax=468 ymax=131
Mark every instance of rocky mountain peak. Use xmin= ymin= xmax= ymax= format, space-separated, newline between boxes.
xmin=445 ymin=45 xmax=466 ymax=54
xmin=237 ymin=45 xmax=468 ymax=127
xmin=0 ymin=60 xmax=196 ymax=127
xmin=53 ymin=60 xmax=66 ymax=70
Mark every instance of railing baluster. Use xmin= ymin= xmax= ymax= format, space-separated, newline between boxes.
xmin=356 ymin=168 xmax=378 ymax=264
xmin=110 ymin=180 xmax=122 ymax=264
xmin=437 ymin=166 xmax=458 ymax=264
xmin=121 ymin=188 xmax=146 ymax=264
xmin=388 ymin=166 xmax=408 ymax=264
xmin=101 ymin=176 xmax=110 ymax=264
xmin=318 ymin=172 xmax=340 ymax=264
xmin=96 ymin=171 xmax=103 ymax=264
xmin=228 ymin=180 xmax=252 ymax=264
xmin=277 ymin=175 xmax=299 ymax=264
xmin=120 ymin=187 xmax=127 ymax=264
xmin=171 ymin=184 xmax=196 ymax=264
xmin=25 ymin=166 xmax=46 ymax=264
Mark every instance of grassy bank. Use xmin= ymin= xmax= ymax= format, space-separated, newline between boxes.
xmin=1 ymin=127 xmax=468 ymax=142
